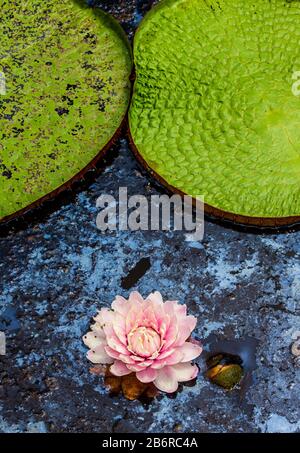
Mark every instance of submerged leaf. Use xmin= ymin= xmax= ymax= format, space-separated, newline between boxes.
xmin=90 ymin=366 xmax=158 ymax=401
xmin=206 ymin=353 xmax=243 ymax=390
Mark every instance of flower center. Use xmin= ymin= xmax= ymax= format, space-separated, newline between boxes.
xmin=128 ymin=326 xmax=161 ymax=358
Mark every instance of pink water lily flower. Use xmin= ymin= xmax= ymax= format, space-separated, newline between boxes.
xmin=83 ymin=291 xmax=202 ymax=393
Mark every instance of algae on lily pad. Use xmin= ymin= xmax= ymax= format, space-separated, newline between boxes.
xmin=0 ymin=0 xmax=132 ymax=222
xmin=129 ymin=0 xmax=300 ymax=225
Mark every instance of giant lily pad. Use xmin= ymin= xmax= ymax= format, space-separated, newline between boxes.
xmin=129 ymin=0 xmax=300 ymax=226
xmin=0 ymin=0 xmax=132 ymax=222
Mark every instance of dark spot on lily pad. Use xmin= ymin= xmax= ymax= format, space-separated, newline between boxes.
xmin=55 ymin=107 xmax=69 ymax=116
xmin=2 ymin=169 xmax=12 ymax=179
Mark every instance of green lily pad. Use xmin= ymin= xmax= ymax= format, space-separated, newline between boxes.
xmin=0 ymin=0 xmax=132 ymax=222
xmin=129 ymin=0 xmax=300 ymax=225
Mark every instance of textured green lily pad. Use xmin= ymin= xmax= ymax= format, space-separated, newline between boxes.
xmin=0 ymin=0 xmax=132 ymax=221
xmin=129 ymin=0 xmax=300 ymax=224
